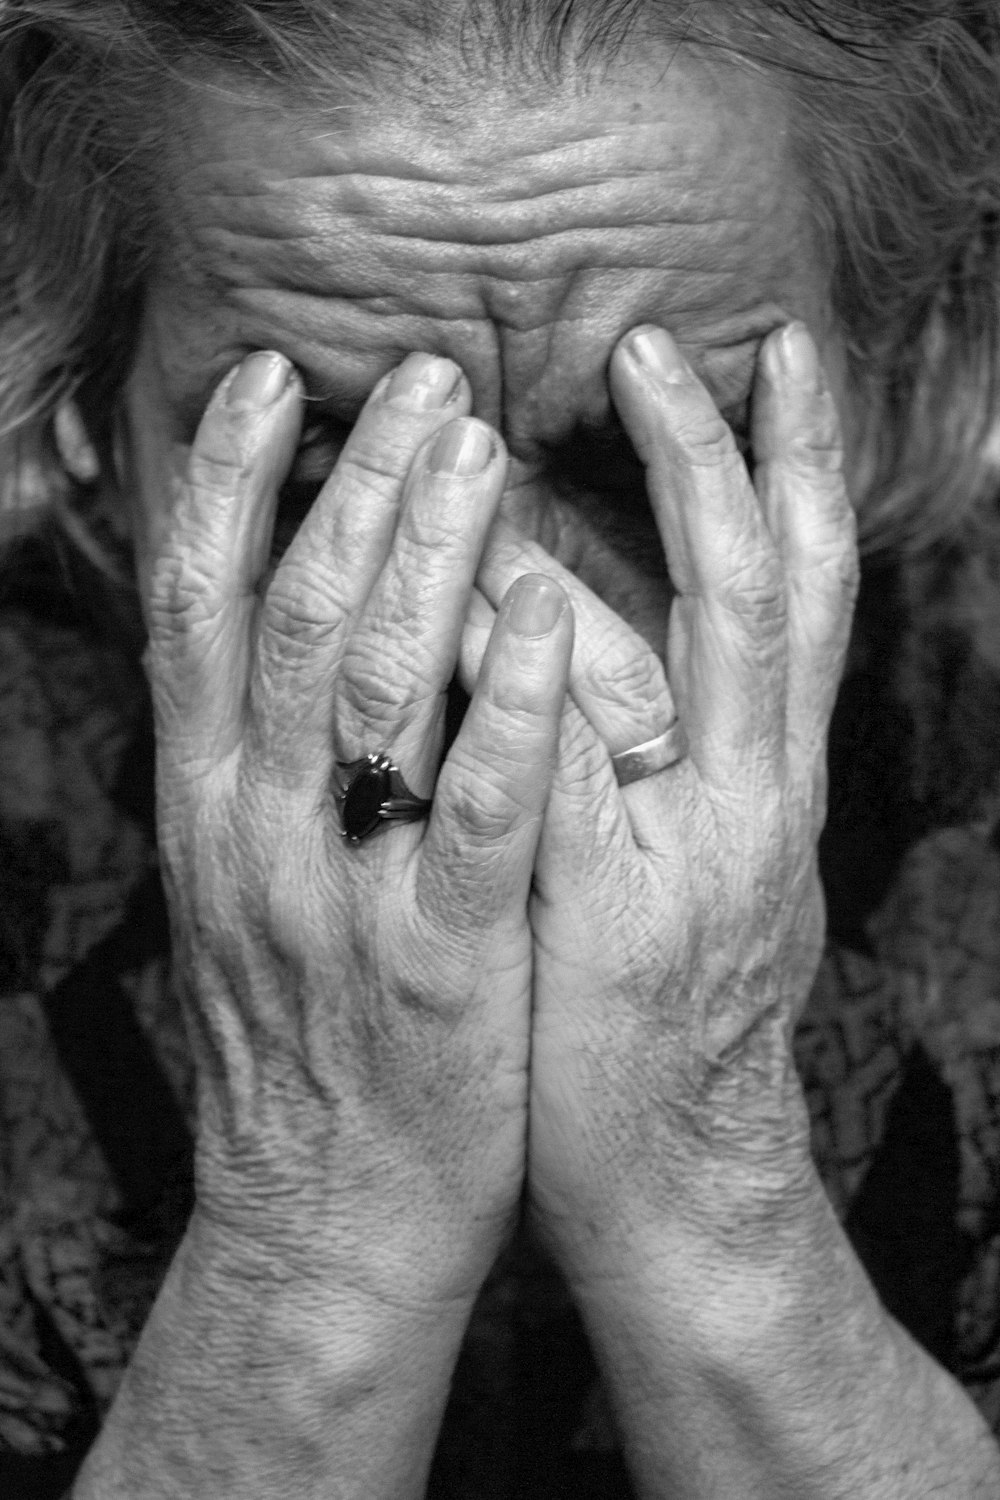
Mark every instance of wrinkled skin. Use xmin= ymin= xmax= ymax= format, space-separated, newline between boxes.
xmin=126 ymin=46 xmax=857 ymax=1308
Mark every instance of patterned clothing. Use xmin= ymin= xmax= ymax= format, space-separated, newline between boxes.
xmin=1 ymin=549 xmax=1000 ymax=1496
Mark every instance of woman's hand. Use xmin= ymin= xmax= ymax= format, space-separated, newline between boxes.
xmin=143 ymin=349 xmax=573 ymax=1310
xmin=82 ymin=349 xmax=576 ymax=1500
xmin=469 ymin=322 xmax=857 ymax=1270
xmin=467 ymin=327 xmax=1000 ymax=1500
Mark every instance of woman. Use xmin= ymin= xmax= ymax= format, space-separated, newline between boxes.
xmin=2 ymin=0 xmax=1000 ymax=1494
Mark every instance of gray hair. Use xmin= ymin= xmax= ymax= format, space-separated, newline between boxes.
xmin=1 ymin=0 xmax=1000 ymax=570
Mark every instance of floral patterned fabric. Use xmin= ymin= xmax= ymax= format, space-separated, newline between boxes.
xmin=1 ymin=563 xmax=1000 ymax=1496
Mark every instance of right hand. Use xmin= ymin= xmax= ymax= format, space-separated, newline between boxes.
xmin=143 ymin=349 xmax=573 ymax=1310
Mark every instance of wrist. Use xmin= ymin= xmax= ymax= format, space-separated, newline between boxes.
xmin=560 ymin=1146 xmax=916 ymax=1423
xmin=566 ymin=1158 xmax=849 ymax=1330
xmin=193 ymin=1114 xmax=514 ymax=1311
xmin=76 ymin=1208 xmax=473 ymax=1499
xmin=194 ymin=1199 xmax=473 ymax=1372
xmin=190 ymin=1193 xmax=484 ymax=1315
xmin=558 ymin=1165 xmax=997 ymax=1500
xmin=537 ymin=1092 xmax=818 ymax=1295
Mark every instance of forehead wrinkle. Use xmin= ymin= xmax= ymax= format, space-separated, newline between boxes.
xmin=221 ymin=264 xmax=779 ymax=374
xmin=314 ymin=167 xmax=757 ymax=244
xmin=169 ymin=78 xmax=800 ymax=325
xmin=149 ymin=53 xmax=823 ymax=454
xmin=190 ymin=215 xmax=777 ymax=322
xmin=179 ymin=74 xmax=748 ymax=207
xmin=174 ymin=123 xmax=788 ymax=296
xmin=185 ymin=168 xmax=774 ymax=279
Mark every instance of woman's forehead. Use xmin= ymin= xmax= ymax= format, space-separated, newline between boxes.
xmin=144 ymin=49 xmax=833 ymax=455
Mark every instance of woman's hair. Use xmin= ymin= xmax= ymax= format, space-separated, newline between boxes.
xmin=2 ymin=0 xmax=1000 ymax=557
xmin=2 ymin=1 xmax=1000 ymax=545
xmin=2 ymin=2 xmax=1000 ymax=671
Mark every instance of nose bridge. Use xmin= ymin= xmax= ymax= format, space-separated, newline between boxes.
xmin=445 ymin=263 xmax=624 ymax=461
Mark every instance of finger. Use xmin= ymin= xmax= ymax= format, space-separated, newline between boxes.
xmin=609 ymin=326 xmax=788 ymax=793
xmin=535 ymin=695 xmax=640 ymax=900
xmin=474 ymin=518 xmax=676 ymax=761
xmin=144 ymin=351 xmax=302 ymax=772
xmin=248 ymin=353 xmax=470 ymax=786
xmin=460 ymin=575 xmax=644 ymax=884
xmin=334 ymin=417 xmax=507 ymax=798
xmin=418 ymin=574 xmax=573 ymax=935
xmin=752 ymin=324 xmax=858 ymax=816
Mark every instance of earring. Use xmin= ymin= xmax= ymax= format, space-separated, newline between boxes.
xmin=53 ymin=400 xmax=100 ymax=483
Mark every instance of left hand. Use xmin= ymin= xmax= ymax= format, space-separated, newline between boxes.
xmin=468 ymin=322 xmax=858 ymax=1275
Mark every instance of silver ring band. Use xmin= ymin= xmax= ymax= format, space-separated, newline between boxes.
xmin=610 ymin=720 xmax=689 ymax=787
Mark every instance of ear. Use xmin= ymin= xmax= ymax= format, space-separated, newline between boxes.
xmin=53 ymin=399 xmax=101 ymax=483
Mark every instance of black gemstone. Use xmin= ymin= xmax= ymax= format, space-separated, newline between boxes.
xmin=342 ymin=761 xmax=392 ymax=842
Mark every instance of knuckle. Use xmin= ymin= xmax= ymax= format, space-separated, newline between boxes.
xmin=557 ymin=736 xmax=612 ymax=802
xmin=337 ymin=451 xmax=410 ymax=496
xmin=581 ymin=636 xmax=670 ymax=717
xmin=797 ymin=524 xmax=860 ymax=617
xmin=262 ymin=566 xmax=347 ymax=655
xmin=669 ymin=401 xmax=740 ymax=471
xmin=263 ymin=853 xmax=325 ymax=968
xmin=719 ymin=549 xmax=787 ymax=627
xmin=758 ymin=390 xmax=846 ymax=477
xmin=482 ymin=659 xmax=557 ymax=723
xmin=146 ymin=448 xmax=259 ymax=636
xmin=364 ymin=548 xmax=449 ymax=648
xmin=337 ymin=634 xmax=437 ymax=730
xmin=786 ymin=431 xmax=845 ymax=477
xmin=187 ymin=445 xmax=254 ymax=501
xmin=379 ymin=948 xmax=461 ymax=1022
xmin=147 ymin=545 xmax=227 ymax=634
xmin=441 ymin=742 xmax=540 ymax=845
xmin=794 ymin=391 xmax=845 ymax=471
xmin=817 ymin=535 xmax=860 ymax=605
xmin=395 ymin=503 xmax=468 ymax=558
xmin=338 ymin=411 xmax=442 ymax=492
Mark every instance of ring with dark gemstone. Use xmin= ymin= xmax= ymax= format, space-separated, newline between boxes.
xmin=334 ymin=752 xmax=433 ymax=844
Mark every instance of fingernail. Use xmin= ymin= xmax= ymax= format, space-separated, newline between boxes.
xmin=226 ymin=352 xmax=291 ymax=411
xmin=428 ymin=419 xmax=494 ymax=476
xmin=776 ymin=322 xmax=827 ymax=395
xmin=507 ymin=575 xmax=565 ymax=637
xmin=627 ymin=327 xmax=690 ymax=384
xmin=385 ymin=352 xmax=462 ymax=410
